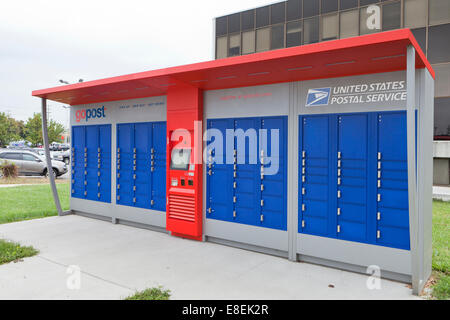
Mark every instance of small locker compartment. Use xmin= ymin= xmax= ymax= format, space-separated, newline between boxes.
xmin=71 ymin=124 xmax=111 ymax=203
xmin=299 ymin=115 xmax=330 ymax=237
xmin=336 ymin=114 xmax=368 ymax=243
xmin=116 ymin=122 xmax=167 ymax=212
xmin=375 ymin=112 xmax=410 ymax=250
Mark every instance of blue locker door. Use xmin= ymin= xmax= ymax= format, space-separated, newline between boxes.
xmin=299 ymin=115 xmax=330 ymax=236
xmin=376 ymin=112 xmax=410 ymax=250
xmin=337 ymin=114 xmax=369 ymax=243
xmin=135 ymin=123 xmax=152 ymax=209
xmin=98 ymin=125 xmax=111 ymax=203
xmin=151 ymin=122 xmax=166 ymax=212
xmin=234 ymin=118 xmax=261 ymax=227
xmin=85 ymin=125 xmax=100 ymax=201
xmin=206 ymin=119 xmax=233 ymax=222
xmin=260 ymin=117 xmax=287 ymax=230
xmin=117 ymin=124 xmax=135 ymax=206
xmin=72 ymin=126 xmax=86 ymax=199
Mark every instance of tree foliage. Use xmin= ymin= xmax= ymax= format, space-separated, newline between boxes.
xmin=0 ymin=112 xmax=22 ymax=147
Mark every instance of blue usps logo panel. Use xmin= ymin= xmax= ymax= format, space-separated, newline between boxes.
xmin=306 ymin=88 xmax=331 ymax=107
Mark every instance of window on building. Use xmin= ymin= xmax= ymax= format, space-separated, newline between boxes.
xmin=242 ymin=31 xmax=255 ymax=54
xmin=360 ymin=0 xmax=379 ymax=6
xmin=242 ymin=10 xmax=255 ymax=31
xmin=286 ymin=21 xmax=302 ymax=47
xmin=271 ymin=2 xmax=286 ymax=25
xmin=434 ymin=63 xmax=450 ymax=98
xmin=340 ymin=0 xmax=358 ymax=10
xmin=322 ymin=13 xmax=338 ymax=41
xmin=256 ymin=27 xmax=271 ymax=52
xmin=216 ymin=17 xmax=227 ymax=36
xmin=429 ymin=0 xmax=450 ymax=25
xmin=242 ymin=30 xmax=256 ymax=54
xmin=322 ymin=0 xmax=338 ymax=14
xmin=256 ymin=6 xmax=270 ymax=28
xmin=360 ymin=5 xmax=381 ymax=35
xmin=304 ymin=16 xmax=319 ymax=44
xmin=271 ymin=24 xmax=285 ymax=49
xmin=287 ymin=0 xmax=302 ymax=21
xmin=382 ymin=1 xmax=401 ymax=31
xmin=216 ymin=36 xmax=228 ymax=59
xmin=428 ymin=24 xmax=450 ymax=64
xmin=340 ymin=9 xmax=359 ymax=38
xmin=303 ymin=0 xmax=319 ymax=18
xmin=229 ymin=34 xmax=241 ymax=57
xmin=411 ymin=28 xmax=426 ymax=54
xmin=228 ymin=13 xmax=241 ymax=34
xmin=434 ymin=97 xmax=450 ymax=137
xmin=404 ymin=0 xmax=428 ymax=28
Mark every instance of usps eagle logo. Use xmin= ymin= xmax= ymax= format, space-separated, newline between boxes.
xmin=306 ymin=88 xmax=331 ymax=107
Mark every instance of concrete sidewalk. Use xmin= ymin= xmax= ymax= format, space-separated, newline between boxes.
xmin=0 ymin=215 xmax=419 ymax=300
xmin=433 ymin=186 xmax=450 ymax=202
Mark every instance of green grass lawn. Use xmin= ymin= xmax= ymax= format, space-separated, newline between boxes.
xmin=0 ymin=239 xmax=39 ymax=265
xmin=431 ymin=200 xmax=449 ymax=300
xmin=125 ymin=287 xmax=171 ymax=300
xmin=0 ymin=183 xmax=70 ymax=224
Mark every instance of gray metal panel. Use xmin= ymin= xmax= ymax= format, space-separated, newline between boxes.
xmin=297 ymin=233 xmax=412 ymax=276
xmin=71 ymin=198 xmax=114 ymax=218
xmin=114 ymin=205 xmax=166 ymax=228
xmin=204 ymin=83 xmax=289 ymax=119
xmin=205 ymin=219 xmax=288 ymax=252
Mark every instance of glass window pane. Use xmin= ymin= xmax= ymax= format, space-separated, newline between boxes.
xmin=411 ymin=27 xmax=426 ymax=54
xmin=304 ymin=16 xmax=319 ymax=44
xmin=287 ymin=21 xmax=302 ymax=47
xmin=360 ymin=0 xmax=379 ymax=5
xmin=322 ymin=0 xmax=338 ymax=14
xmin=228 ymin=13 xmax=240 ymax=34
xmin=271 ymin=2 xmax=286 ymax=25
xmin=216 ymin=17 xmax=227 ymax=36
xmin=322 ymin=13 xmax=338 ymax=41
xmin=428 ymin=24 xmax=450 ymax=64
xmin=429 ymin=0 xmax=450 ymax=25
xmin=360 ymin=5 xmax=381 ymax=35
xmin=271 ymin=24 xmax=285 ymax=50
xmin=404 ymin=0 xmax=428 ymax=28
xmin=256 ymin=27 xmax=271 ymax=52
xmin=216 ymin=36 xmax=227 ymax=59
xmin=229 ymin=34 xmax=241 ymax=57
xmin=304 ymin=0 xmax=319 ymax=18
xmin=256 ymin=6 xmax=270 ymax=28
xmin=340 ymin=0 xmax=358 ymax=10
xmin=434 ymin=64 xmax=450 ymax=97
xmin=382 ymin=1 xmax=401 ymax=31
xmin=242 ymin=10 xmax=255 ymax=31
xmin=434 ymin=97 xmax=450 ymax=137
xmin=340 ymin=9 xmax=359 ymax=38
xmin=287 ymin=0 xmax=302 ymax=21
xmin=242 ymin=30 xmax=256 ymax=54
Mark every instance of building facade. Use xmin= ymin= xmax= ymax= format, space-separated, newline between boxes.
xmin=214 ymin=0 xmax=450 ymax=184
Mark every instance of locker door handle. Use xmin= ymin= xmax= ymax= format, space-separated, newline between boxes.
xmin=302 ymin=220 xmax=305 ymax=228
xmin=378 ymin=152 xmax=382 ymax=160
xmin=302 ymin=176 xmax=306 ymax=183
xmin=151 ymin=200 xmax=154 ymax=206
xmin=260 ymin=200 xmax=264 ymax=207
xmin=208 ymin=170 xmax=212 ymax=176
xmin=337 ymin=190 xmax=341 ymax=198
xmin=338 ymin=152 xmax=342 ymax=159
xmin=234 ymin=182 xmax=237 ymax=189
xmin=302 ymin=151 xmax=306 ymax=158
xmin=377 ymin=180 xmax=381 ymax=188
xmin=337 ymin=208 xmax=341 ymax=216
xmin=302 ymin=188 xmax=305 ymax=195
xmin=260 ymin=214 xmax=264 ymax=222
xmin=233 ymin=196 xmax=237 ymax=203
xmin=117 ymin=184 xmax=120 ymax=190
xmin=377 ymin=230 xmax=381 ymax=239
xmin=378 ymin=162 xmax=381 ymax=170
xmin=377 ymin=194 xmax=381 ymax=202
xmin=337 ymin=178 xmax=341 ymax=185
xmin=338 ymin=160 xmax=341 ymax=168
xmin=302 ymin=204 xmax=306 ymax=211
xmin=207 ymin=208 xmax=212 ymax=214
xmin=233 ymin=211 xmax=237 ymax=218
xmin=337 ymin=225 xmax=341 ymax=233
xmin=302 ymin=168 xmax=306 ymax=174
xmin=377 ymin=212 xmax=381 ymax=221
xmin=261 ymin=184 xmax=264 ymax=191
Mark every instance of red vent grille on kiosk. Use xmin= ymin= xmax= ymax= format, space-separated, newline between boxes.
xmin=168 ymin=194 xmax=196 ymax=222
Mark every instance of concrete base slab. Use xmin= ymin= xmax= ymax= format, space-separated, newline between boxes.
xmin=0 ymin=215 xmax=420 ymax=300
xmin=433 ymin=186 xmax=450 ymax=201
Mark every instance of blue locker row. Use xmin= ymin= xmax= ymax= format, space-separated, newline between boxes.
xmin=116 ymin=122 xmax=166 ymax=212
xmin=206 ymin=116 xmax=287 ymax=231
xmin=299 ymin=111 xmax=410 ymax=250
xmin=72 ymin=125 xmax=111 ymax=203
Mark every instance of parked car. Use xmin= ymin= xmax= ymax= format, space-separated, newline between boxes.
xmin=0 ymin=149 xmax=68 ymax=177
xmin=52 ymin=149 xmax=70 ymax=165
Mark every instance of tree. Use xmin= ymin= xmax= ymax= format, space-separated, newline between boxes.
xmin=24 ymin=113 xmax=65 ymax=146
xmin=0 ymin=112 xmax=22 ymax=147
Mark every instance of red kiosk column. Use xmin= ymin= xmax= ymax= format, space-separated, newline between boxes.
xmin=166 ymin=83 xmax=203 ymax=240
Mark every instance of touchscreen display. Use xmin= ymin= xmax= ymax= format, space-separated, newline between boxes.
xmin=170 ymin=148 xmax=191 ymax=170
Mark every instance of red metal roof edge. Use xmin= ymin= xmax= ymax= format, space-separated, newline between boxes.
xmin=31 ymin=29 xmax=434 ymax=98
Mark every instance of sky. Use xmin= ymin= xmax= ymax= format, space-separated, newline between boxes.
xmin=0 ymin=0 xmax=274 ymax=128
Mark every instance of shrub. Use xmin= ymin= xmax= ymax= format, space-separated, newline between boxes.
xmin=0 ymin=162 xmax=18 ymax=179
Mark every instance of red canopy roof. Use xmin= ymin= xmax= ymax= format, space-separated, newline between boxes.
xmin=32 ymin=29 xmax=433 ymax=106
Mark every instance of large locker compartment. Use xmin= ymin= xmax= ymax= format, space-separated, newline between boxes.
xmin=116 ymin=122 xmax=166 ymax=212
xmin=71 ymin=124 xmax=111 ymax=203
xmin=206 ymin=116 xmax=287 ymax=231
xmin=299 ymin=111 xmax=409 ymax=250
